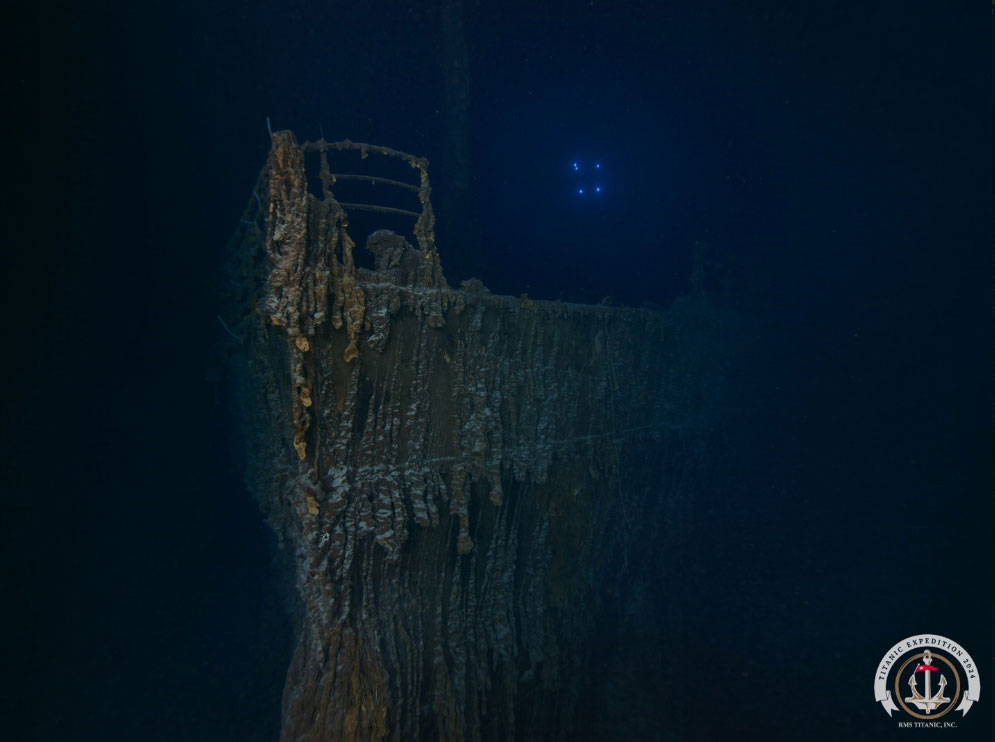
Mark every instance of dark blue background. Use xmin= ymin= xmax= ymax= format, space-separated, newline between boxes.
xmin=5 ymin=1 xmax=989 ymax=739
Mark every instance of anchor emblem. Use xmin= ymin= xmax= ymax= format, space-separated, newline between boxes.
xmin=904 ymin=650 xmax=951 ymax=715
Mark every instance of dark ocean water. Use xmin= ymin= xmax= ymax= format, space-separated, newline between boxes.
xmin=5 ymin=1 xmax=989 ymax=740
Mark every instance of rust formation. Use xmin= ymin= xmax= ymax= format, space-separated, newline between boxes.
xmin=222 ymin=131 xmax=727 ymax=740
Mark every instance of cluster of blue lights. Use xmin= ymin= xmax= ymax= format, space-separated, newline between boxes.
xmin=570 ymin=160 xmax=604 ymax=197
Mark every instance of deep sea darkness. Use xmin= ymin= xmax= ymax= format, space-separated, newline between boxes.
xmin=5 ymin=1 xmax=990 ymax=740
